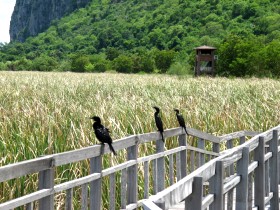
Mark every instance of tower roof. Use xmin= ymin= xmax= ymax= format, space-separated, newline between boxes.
xmin=194 ymin=45 xmax=217 ymax=50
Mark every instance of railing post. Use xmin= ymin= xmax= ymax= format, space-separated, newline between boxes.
xmin=65 ymin=188 xmax=73 ymax=210
xmin=38 ymin=158 xmax=54 ymax=210
xmin=198 ymin=138 xmax=205 ymax=166
xmin=156 ymin=137 xmax=165 ymax=192
xmin=185 ymin=176 xmax=203 ymax=210
xmin=213 ymin=142 xmax=220 ymax=153
xmin=127 ymin=143 xmax=138 ymax=204
xmin=90 ymin=155 xmax=102 ymax=210
xmin=226 ymin=139 xmax=234 ymax=210
xmin=254 ymin=136 xmax=265 ymax=209
xmin=240 ymin=136 xmax=246 ymax=145
xmin=269 ymin=130 xmax=279 ymax=210
xmin=209 ymin=160 xmax=224 ymax=210
xmin=179 ymin=133 xmax=187 ymax=178
xmin=236 ymin=147 xmax=249 ymax=210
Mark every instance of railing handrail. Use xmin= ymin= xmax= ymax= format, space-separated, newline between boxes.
xmin=0 ymin=126 xmax=223 ymax=182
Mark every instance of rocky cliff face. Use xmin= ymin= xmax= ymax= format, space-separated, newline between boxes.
xmin=10 ymin=0 xmax=91 ymax=42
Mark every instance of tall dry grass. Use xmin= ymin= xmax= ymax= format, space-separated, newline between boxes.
xmin=0 ymin=71 xmax=280 ymax=208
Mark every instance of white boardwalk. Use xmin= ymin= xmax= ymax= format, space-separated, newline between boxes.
xmin=169 ymin=185 xmax=280 ymax=210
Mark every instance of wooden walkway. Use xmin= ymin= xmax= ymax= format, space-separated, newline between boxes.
xmin=0 ymin=125 xmax=279 ymax=210
xmin=169 ymin=186 xmax=280 ymax=210
xmin=143 ymin=125 xmax=280 ymax=210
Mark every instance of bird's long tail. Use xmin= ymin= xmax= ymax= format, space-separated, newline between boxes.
xmin=160 ymin=131 xmax=165 ymax=142
xmin=108 ymin=143 xmax=117 ymax=156
xmin=183 ymin=126 xmax=189 ymax=135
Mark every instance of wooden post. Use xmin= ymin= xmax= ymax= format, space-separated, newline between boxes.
xmin=169 ymin=155 xmax=174 ymax=185
xmin=240 ymin=136 xmax=246 ymax=145
xmin=38 ymin=158 xmax=54 ymax=210
xmin=109 ymin=173 xmax=116 ymax=210
xmin=156 ymin=138 xmax=165 ymax=192
xmin=209 ymin=161 xmax=224 ymax=210
xmin=127 ymin=144 xmax=138 ymax=204
xmin=144 ymin=162 xmax=149 ymax=199
xmin=190 ymin=151 xmax=195 ymax=172
xmin=176 ymin=152 xmax=181 ymax=181
xmin=26 ymin=203 xmax=33 ymax=210
xmin=269 ymin=130 xmax=279 ymax=210
xmin=226 ymin=140 xmax=234 ymax=210
xmin=121 ymin=168 xmax=127 ymax=208
xmin=152 ymin=159 xmax=158 ymax=194
xmin=90 ymin=156 xmax=102 ymax=210
xmin=254 ymin=136 xmax=265 ymax=209
xmin=236 ymin=147 xmax=249 ymax=210
xmin=185 ymin=176 xmax=203 ymax=210
xmin=179 ymin=134 xmax=187 ymax=178
xmin=81 ymin=184 xmax=88 ymax=210
xmin=65 ymin=188 xmax=73 ymax=210
xmin=213 ymin=143 xmax=220 ymax=153
xmin=198 ymin=138 xmax=205 ymax=166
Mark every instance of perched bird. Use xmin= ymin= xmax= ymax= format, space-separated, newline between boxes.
xmin=153 ymin=106 xmax=164 ymax=142
xmin=90 ymin=116 xmax=117 ymax=155
xmin=174 ymin=109 xmax=189 ymax=135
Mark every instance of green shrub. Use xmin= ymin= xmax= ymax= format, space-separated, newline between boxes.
xmin=113 ymin=55 xmax=133 ymax=73
xmin=71 ymin=55 xmax=90 ymax=72
xmin=94 ymin=62 xmax=107 ymax=72
xmin=31 ymin=55 xmax=58 ymax=71
xmin=155 ymin=50 xmax=176 ymax=73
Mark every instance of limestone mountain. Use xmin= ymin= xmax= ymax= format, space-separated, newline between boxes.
xmin=10 ymin=0 xmax=91 ymax=42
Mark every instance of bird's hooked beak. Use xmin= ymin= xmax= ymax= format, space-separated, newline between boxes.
xmin=90 ymin=116 xmax=101 ymax=122
xmin=174 ymin=109 xmax=179 ymax=113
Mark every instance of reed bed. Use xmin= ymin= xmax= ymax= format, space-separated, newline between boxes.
xmin=0 ymin=71 xmax=280 ymax=208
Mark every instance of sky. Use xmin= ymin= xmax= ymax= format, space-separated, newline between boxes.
xmin=0 ymin=0 xmax=16 ymax=43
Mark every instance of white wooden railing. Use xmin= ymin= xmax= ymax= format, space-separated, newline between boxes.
xmin=0 ymin=125 xmax=265 ymax=210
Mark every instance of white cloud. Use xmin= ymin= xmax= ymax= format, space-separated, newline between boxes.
xmin=0 ymin=0 xmax=16 ymax=43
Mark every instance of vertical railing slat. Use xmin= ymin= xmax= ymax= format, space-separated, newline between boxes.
xmin=127 ymin=144 xmax=138 ymax=204
xmin=213 ymin=142 xmax=220 ymax=153
xmin=236 ymin=147 xmax=249 ymax=210
xmin=90 ymin=156 xmax=102 ymax=210
xmin=198 ymin=138 xmax=205 ymax=166
xmin=176 ymin=152 xmax=181 ymax=181
xmin=179 ymin=133 xmax=187 ymax=178
xmin=38 ymin=158 xmax=54 ymax=210
xmin=121 ymin=168 xmax=127 ymax=208
xmin=254 ymin=136 xmax=265 ymax=209
xmin=248 ymin=171 xmax=253 ymax=209
xmin=65 ymin=188 xmax=73 ymax=210
xmin=240 ymin=136 xmax=246 ymax=145
xmin=190 ymin=151 xmax=195 ymax=172
xmin=156 ymin=139 xmax=165 ymax=192
xmin=144 ymin=162 xmax=149 ymax=199
xmin=269 ymin=130 xmax=279 ymax=209
xmin=81 ymin=184 xmax=88 ymax=210
xmin=209 ymin=160 xmax=224 ymax=210
xmin=109 ymin=173 xmax=116 ymax=210
xmin=169 ymin=155 xmax=174 ymax=186
xmin=26 ymin=202 xmax=33 ymax=210
xmin=226 ymin=139 xmax=234 ymax=210
xmin=153 ymin=159 xmax=158 ymax=194
xmin=185 ymin=176 xmax=203 ymax=210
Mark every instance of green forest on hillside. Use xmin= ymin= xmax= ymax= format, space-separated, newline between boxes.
xmin=0 ymin=0 xmax=280 ymax=76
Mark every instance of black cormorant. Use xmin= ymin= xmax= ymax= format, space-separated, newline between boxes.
xmin=153 ymin=106 xmax=164 ymax=142
xmin=174 ymin=109 xmax=189 ymax=135
xmin=90 ymin=116 xmax=117 ymax=155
